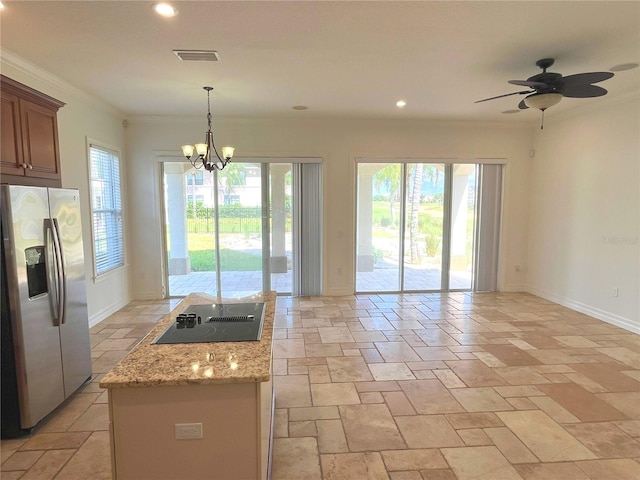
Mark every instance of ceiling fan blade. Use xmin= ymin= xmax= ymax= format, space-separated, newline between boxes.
xmin=563 ymin=84 xmax=608 ymax=98
xmin=518 ymin=99 xmax=529 ymax=110
xmin=475 ymin=90 xmax=533 ymax=103
xmin=562 ymin=72 xmax=614 ymax=87
xmin=508 ymin=80 xmax=549 ymax=88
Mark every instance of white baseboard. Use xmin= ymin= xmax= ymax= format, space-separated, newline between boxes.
xmin=134 ymin=290 xmax=165 ymax=301
xmin=88 ymin=297 xmax=130 ymax=328
xmin=527 ymin=285 xmax=639 ymax=334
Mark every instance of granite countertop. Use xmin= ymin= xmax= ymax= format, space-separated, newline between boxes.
xmin=99 ymin=291 xmax=276 ymax=388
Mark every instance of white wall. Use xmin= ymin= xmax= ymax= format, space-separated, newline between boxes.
xmin=1 ymin=53 xmax=131 ymax=326
xmin=125 ymin=116 xmax=534 ymax=299
xmin=5 ymin=51 xmax=637 ymax=333
xmin=527 ymin=94 xmax=640 ymax=332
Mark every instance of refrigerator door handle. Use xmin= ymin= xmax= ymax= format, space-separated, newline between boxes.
xmin=51 ymin=218 xmax=67 ymax=325
xmin=44 ymin=219 xmax=61 ymax=326
xmin=44 ymin=218 xmax=64 ymax=326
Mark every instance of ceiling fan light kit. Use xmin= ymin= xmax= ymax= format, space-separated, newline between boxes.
xmin=476 ymin=58 xmax=615 ymax=129
xmin=523 ymin=92 xmax=563 ymax=110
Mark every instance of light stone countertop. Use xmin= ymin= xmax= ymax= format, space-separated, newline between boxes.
xmin=99 ymin=291 xmax=276 ymax=388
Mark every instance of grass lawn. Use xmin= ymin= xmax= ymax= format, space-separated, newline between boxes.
xmin=189 ymin=248 xmax=262 ymax=272
xmin=186 ymin=233 xmax=261 ymax=271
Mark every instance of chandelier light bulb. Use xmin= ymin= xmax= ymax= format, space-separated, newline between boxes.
xmin=181 ymin=145 xmax=194 ymax=159
xmin=195 ymin=144 xmax=208 ymax=156
xmin=221 ymin=146 xmax=235 ymax=160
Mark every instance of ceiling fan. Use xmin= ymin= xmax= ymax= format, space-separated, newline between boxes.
xmin=476 ymin=58 xmax=614 ymax=128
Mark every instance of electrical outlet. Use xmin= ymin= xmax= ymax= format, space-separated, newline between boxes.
xmin=175 ymin=423 xmax=203 ymax=440
xmin=612 ymin=287 xmax=619 ymax=298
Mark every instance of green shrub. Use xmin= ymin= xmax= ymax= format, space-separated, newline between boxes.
xmin=421 ymin=217 xmax=443 ymax=257
xmin=373 ymin=247 xmax=385 ymax=263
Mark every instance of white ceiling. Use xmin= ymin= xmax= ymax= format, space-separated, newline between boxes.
xmin=1 ymin=1 xmax=638 ymax=122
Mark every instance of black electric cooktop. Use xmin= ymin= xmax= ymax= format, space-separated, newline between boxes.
xmin=151 ymin=303 xmax=265 ymax=345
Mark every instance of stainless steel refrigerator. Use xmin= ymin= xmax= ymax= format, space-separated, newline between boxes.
xmin=1 ymin=185 xmax=92 ymax=438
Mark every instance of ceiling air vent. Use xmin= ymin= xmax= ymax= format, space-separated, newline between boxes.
xmin=173 ymin=50 xmax=220 ymax=62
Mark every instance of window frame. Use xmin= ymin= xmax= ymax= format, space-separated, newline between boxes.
xmin=186 ymin=170 xmax=204 ymax=186
xmin=87 ymin=140 xmax=125 ymax=279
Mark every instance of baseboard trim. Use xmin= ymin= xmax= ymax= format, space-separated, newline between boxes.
xmin=134 ymin=290 xmax=165 ymax=301
xmin=500 ymin=283 xmax=527 ymax=292
xmin=88 ymin=297 xmax=130 ymax=328
xmin=526 ymin=285 xmax=639 ymax=334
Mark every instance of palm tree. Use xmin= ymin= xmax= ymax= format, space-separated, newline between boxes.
xmin=373 ymin=164 xmax=401 ymax=223
xmin=408 ymin=164 xmax=424 ymax=263
xmin=218 ymin=162 xmax=245 ymax=205
xmin=423 ymin=165 xmax=440 ymax=191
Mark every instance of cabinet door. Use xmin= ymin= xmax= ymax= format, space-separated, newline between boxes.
xmin=1 ymin=91 xmax=26 ymax=176
xmin=20 ymin=99 xmax=61 ymax=181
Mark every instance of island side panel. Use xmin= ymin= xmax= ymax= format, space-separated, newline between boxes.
xmin=110 ymin=383 xmax=259 ymax=480
xmin=259 ymin=378 xmax=274 ymax=479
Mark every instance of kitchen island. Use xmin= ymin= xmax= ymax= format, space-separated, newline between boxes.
xmin=100 ymin=291 xmax=276 ymax=480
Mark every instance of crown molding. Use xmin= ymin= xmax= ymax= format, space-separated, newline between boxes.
xmin=126 ymin=114 xmax=533 ymax=131
xmin=125 ymin=116 xmax=203 ymax=125
xmin=0 ymin=48 xmax=125 ymax=118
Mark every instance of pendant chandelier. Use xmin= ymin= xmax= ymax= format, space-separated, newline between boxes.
xmin=181 ymin=86 xmax=235 ymax=171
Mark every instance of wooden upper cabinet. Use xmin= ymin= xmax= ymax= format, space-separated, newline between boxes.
xmin=1 ymin=75 xmax=65 ymax=187
xmin=1 ymin=90 xmax=25 ymax=176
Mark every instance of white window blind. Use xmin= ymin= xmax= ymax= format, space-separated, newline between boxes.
xmin=89 ymin=144 xmax=124 ymax=276
xmin=292 ymin=163 xmax=323 ymax=296
xmin=473 ymin=164 xmax=503 ymax=291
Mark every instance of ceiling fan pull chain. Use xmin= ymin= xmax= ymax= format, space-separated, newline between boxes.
xmin=540 ymin=110 xmax=545 ymax=130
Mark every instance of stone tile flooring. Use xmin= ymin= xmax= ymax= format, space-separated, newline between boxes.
xmin=2 ymin=292 xmax=640 ymax=479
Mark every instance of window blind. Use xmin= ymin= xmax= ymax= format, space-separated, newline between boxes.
xmin=89 ymin=145 xmax=124 ymax=276
xmin=473 ymin=164 xmax=503 ymax=291
xmin=292 ymin=163 xmax=323 ymax=296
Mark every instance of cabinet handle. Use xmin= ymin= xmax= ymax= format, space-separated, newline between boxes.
xmin=28 ymin=165 xmax=33 ymax=170
xmin=22 ymin=163 xmax=28 ymax=169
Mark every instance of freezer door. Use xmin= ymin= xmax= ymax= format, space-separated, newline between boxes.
xmin=48 ymin=188 xmax=92 ymax=397
xmin=1 ymin=185 xmax=65 ymax=429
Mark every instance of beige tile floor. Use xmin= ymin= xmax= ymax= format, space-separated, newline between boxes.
xmin=2 ymin=292 xmax=640 ymax=480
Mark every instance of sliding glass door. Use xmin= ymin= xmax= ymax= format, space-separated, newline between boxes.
xmin=163 ymin=162 xmax=267 ymax=297
xmin=403 ymin=163 xmax=446 ymax=290
xmin=356 ymin=161 xmax=483 ymax=293
xmin=162 ymin=160 xmax=321 ymax=297
xmin=356 ymin=163 xmax=402 ymax=291
xmin=449 ymin=164 xmax=477 ymax=289
xmin=269 ymin=163 xmax=293 ymax=293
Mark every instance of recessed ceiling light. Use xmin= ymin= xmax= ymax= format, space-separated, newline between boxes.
xmin=292 ymin=105 xmax=309 ymax=110
xmin=502 ymin=109 xmax=520 ymax=114
xmin=396 ymin=100 xmax=407 ymax=108
xmin=610 ymin=63 xmax=639 ymax=72
xmin=0 ymin=2 xmax=5 ymax=10
xmin=154 ymin=3 xmax=178 ymax=17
